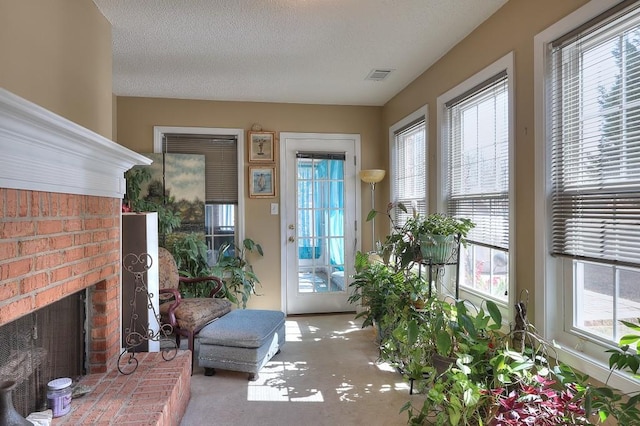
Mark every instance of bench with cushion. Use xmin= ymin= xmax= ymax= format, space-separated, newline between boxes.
xmin=198 ymin=309 xmax=286 ymax=381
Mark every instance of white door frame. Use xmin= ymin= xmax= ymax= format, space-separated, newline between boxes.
xmin=279 ymin=132 xmax=362 ymax=314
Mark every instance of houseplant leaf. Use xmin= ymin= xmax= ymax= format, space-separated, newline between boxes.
xmin=486 ymin=300 xmax=502 ymax=327
xmin=407 ymin=319 xmax=419 ymax=346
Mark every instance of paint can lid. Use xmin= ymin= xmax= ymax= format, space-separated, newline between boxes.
xmin=47 ymin=377 xmax=72 ymax=390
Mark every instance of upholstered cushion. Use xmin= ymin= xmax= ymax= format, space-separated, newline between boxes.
xmin=198 ymin=321 xmax=285 ymax=374
xmin=198 ymin=309 xmax=286 ymax=348
xmin=158 ymin=247 xmax=179 ymax=292
xmin=160 ymin=298 xmax=232 ymax=332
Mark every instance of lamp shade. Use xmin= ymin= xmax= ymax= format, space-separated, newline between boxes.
xmin=359 ymin=169 xmax=386 ymax=183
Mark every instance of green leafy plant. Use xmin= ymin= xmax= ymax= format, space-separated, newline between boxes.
xmin=154 ymin=203 xmax=182 ymax=236
xmin=417 ymin=212 xmax=475 ymax=240
xmin=432 ymin=299 xmax=502 ymax=361
xmin=349 ymin=251 xmax=437 ymax=383
xmin=359 ymin=200 xmax=640 ymax=425
xmin=381 ymin=296 xmax=437 ymax=383
xmin=348 ymin=251 xmax=405 ymax=329
xmin=400 ymin=305 xmax=640 ymax=426
xmin=166 ymin=234 xmax=264 ymax=308
xmin=166 ymin=232 xmax=217 ymax=298
xmin=606 ymin=319 xmax=640 ymax=378
xmin=367 ymin=203 xmax=474 ymax=269
xmin=398 ymin=299 xmax=503 ymax=425
xmin=124 ymin=167 xmax=182 ymax=236
xmin=211 ymin=238 xmax=264 ymax=308
xmin=124 ymin=167 xmax=152 ymax=212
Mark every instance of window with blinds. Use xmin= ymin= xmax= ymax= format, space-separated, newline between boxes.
xmin=392 ymin=118 xmax=427 ymax=226
xmin=446 ymin=71 xmax=509 ymax=250
xmin=542 ymin=0 xmax=640 ymax=350
xmin=163 ymin=133 xmax=238 ymax=204
xmin=163 ymin=133 xmax=238 ymax=265
xmin=441 ymin=60 xmax=511 ymax=302
xmin=550 ymin=1 xmax=640 ymax=268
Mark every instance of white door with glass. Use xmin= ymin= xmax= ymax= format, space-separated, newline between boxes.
xmin=280 ymin=133 xmax=359 ymax=315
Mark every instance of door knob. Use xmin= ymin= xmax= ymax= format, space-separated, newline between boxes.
xmin=288 ymin=224 xmax=295 ymax=230
xmin=288 ymin=236 xmax=295 ymax=243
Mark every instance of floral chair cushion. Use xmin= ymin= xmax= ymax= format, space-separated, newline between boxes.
xmin=160 ymin=298 xmax=232 ymax=332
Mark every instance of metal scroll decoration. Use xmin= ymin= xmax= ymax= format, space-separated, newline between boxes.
xmin=118 ymin=252 xmax=177 ymax=375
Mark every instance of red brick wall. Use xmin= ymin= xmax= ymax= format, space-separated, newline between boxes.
xmin=0 ymin=188 xmax=121 ymax=373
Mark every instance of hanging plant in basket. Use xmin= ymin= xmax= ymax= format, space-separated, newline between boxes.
xmin=420 ymin=233 xmax=458 ymax=264
xmin=417 ymin=213 xmax=475 ymax=264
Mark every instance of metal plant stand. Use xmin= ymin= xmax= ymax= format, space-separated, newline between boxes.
xmin=118 ymin=253 xmax=177 ymax=375
xmin=419 ymin=233 xmax=462 ymax=300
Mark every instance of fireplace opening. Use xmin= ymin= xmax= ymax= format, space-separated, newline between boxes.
xmin=0 ymin=290 xmax=86 ymax=417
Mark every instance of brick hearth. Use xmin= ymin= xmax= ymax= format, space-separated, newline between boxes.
xmin=53 ymin=351 xmax=191 ymax=426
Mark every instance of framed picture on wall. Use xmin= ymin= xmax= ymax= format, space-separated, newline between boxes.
xmin=248 ymin=131 xmax=276 ymax=162
xmin=249 ymin=166 xmax=277 ymax=198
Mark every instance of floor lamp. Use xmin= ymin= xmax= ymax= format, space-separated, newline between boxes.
xmin=359 ymin=169 xmax=386 ymax=252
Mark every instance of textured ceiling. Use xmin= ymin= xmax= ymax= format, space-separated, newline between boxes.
xmin=93 ymin=0 xmax=507 ymax=106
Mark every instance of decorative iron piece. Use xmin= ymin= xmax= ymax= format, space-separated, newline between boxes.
xmin=118 ymin=252 xmax=177 ymax=375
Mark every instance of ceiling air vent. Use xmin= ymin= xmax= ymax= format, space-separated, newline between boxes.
xmin=366 ymin=69 xmax=393 ymax=81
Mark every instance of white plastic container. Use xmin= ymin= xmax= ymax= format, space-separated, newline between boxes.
xmin=47 ymin=377 xmax=72 ymax=418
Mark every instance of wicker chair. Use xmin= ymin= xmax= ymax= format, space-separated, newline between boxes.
xmin=157 ymin=247 xmax=232 ymax=367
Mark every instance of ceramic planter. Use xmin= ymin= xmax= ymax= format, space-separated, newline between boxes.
xmin=419 ymin=233 xmax=456 ymax=264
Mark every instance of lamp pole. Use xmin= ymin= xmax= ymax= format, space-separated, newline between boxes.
xmin=359 ymin=169 xmax=386 ymax=252
xmin=369 ymin=181 xmax=377 ymax=252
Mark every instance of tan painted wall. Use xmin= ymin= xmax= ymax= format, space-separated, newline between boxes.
xmin=382 ymin=0 xmax=590 ymax=323
xmin=0 ymin=0 xmax=112 ymax=138
xmin=116 ymin=96 xmax=383 ymax=309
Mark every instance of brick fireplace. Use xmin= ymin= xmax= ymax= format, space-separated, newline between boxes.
xmin=0 ymin=189 xmax=121 ymax=373
xmin=0 ymin=89 xmax=192 ymax=425
xmin=0 ymin=88 xmax=151 ymax=374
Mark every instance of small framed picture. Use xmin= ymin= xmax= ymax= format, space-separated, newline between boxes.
xmin=248 ymin=131 xmax=276 ymax=163
xmin=249 ymin=166 xmax=277 ymax=198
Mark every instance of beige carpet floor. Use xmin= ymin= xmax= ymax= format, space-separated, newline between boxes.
xmin=180 ymin=313 xmax=418 ymax=426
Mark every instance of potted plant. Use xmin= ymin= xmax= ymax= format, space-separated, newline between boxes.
xmin=165 ymin=232 xmax=215 ymax=297
xmin=417 ymin=213 xmax=474 ymax=264
xmin=383 ymin=300 xmax=438 ymax=390
xmin=401 ymin=307 xmax=640 ymax=425
xmin=348 ymin=251 xmax=405 ymax=335
xmin=406 ymin=273 xmax=430 ymax=309
xmin=399 ymin=298 xmax=503 ymax=424
xmin=166 ymin=233 xmax=264 ymax=308
xmin=367 ymin=203 xmax=474 ymax=267
xmin=210 ymin=237 xmax=264 ymax=308
xmin=430 ymin=298 xmax=502 ymax=375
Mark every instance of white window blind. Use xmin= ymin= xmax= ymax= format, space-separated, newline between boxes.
xmin=446 ymin=72 xmax=509 ymax=249
xmin=393 ymin=118 xmax=427 ymax=225
xmin=550 ymin=1 xmax=640 ymax=267
xmin=163 ymin=134 xmax=238 ymax=203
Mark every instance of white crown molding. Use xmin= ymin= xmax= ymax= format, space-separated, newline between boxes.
xmin=0 ymin=88 xmax=151 ymax=198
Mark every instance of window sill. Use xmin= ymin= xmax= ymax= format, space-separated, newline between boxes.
xmin=554 ymin=343 xmax=639 ymax=395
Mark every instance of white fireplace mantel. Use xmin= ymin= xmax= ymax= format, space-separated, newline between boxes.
xmin=0 ymin=88 xmax=151 ymax=198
